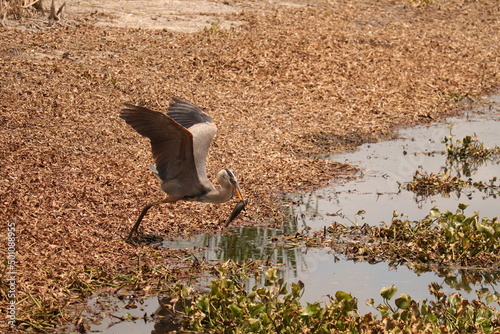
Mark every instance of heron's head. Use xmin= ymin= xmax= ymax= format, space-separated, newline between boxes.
xmin=217 ymin=169 xmax=244 ymax=201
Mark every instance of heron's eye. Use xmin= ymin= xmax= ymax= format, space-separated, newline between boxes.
xmin=224 ymin=169 xmax=235 ymax=179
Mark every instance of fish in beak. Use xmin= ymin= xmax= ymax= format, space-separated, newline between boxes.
xmin=226 ymin=179 xmax=247 ymax=227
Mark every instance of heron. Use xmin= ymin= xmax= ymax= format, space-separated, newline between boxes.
xmin=120 ymin=97 xmax=246 ymax=240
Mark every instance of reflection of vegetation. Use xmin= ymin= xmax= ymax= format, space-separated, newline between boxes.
xmin=472 ymin=178 xmax=500 ymax=198
xmin=444 ymin=134 xmax=500 ymax=177
xmin=400 ymin=134 xmax=500 ymax=200
xmin=175 ymin=265 xmax=499 ymax=333
xmin=187 ymin=226 xmax=307 ymax=283
xmin=444 ymin=269 xmax=500 ymax=294
xmin=212 ymin=227 xmax=282 ymax=263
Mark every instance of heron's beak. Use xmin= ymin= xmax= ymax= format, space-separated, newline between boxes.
xmin=233 ymin=181 xmax=244 ymax=201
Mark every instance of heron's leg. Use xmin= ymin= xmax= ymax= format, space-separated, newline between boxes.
xmin=127 ymin=196 xmax=176 ymax=240
xmin=127 ymin=202 xmax=156 ymax=240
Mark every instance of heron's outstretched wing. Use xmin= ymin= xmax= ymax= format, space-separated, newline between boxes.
xmin=167 ymin=97 xmax=213 ymax=129
xmin=120 ymin=104 xmax=204 ymax=197
xmin=166 ymin=98 xmax=217 ymax=186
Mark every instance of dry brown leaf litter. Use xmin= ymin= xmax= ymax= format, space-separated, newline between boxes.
xmin=0 ymin=0 xmax=499 ymax=331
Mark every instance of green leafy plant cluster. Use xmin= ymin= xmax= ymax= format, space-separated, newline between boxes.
xmin=288 ymin=204 xmax=500 ymax=269
xmin=370 ymin=283 xmax=499 ymax=333
xmin=184 ymin=267 xmax=359 ymax=333
xmin=350 ymin=204 xmax=500 ymax=267
xmin=181 ymin=266 xmax=499 ymax=333
xmin=431 ymin=204 xmax=500 ymax=259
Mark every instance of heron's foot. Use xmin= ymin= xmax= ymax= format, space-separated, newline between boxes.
xmin=127 ymin=227 xmax=139 ymax=240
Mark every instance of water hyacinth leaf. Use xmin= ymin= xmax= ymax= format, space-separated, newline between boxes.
xmin=278 ymin=283 xmax=288 ymax=296
xmin=395 ymin=294 xmax=412 ymax=309
xmin=461 ymin=237 xmax=470 ymax=249
xmin=247 ymin=291 xmax=257 ymax=300
xmin=335 ymin=290 xmax=353 ymax=301
xmin=302 ymin=303 xmax=320 ymax=317
xmin=249 ymin=303 xmax=264 ymax=314
xmin=196 ymin=296 xmax=209 ymax=312
xmin=376 ymin=304 xmax=389 ymax=314
xmin=228 ymin=304 xmax=243 ymax=317
xmin=247 ymin=318 xmax=261 ymax=327
xmin=380 ymin=285 xmax=397 ymax=300
xmin=485 ymin=292 xmax=499 ymax=305
xmin=265 ymin=268 xmax=278 ymax=283
xmin=492 ymin=219 xmax=500 ymax=233
xmin=449 ymin=293 xmax=461 ymax=305
xmin=427 ymin=313 xmax=438 ymax=322
xmin=342 ymin=297 xmax=358 ymax=312
xmin=291 ymin=281 xmax=304 ymax=298
xmin=475 ymin=221 xmax=495 ymax=237
xmin=430 ymin=208 xmax=441 ymax=218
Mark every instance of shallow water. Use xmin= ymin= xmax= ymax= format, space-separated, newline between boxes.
xmin=89 ymin=95 xmax=499 ymax=333
xmin=296 ymin=97 xmax=499 ymax=230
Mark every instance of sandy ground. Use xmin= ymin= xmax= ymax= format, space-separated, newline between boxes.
xmin=12 ymin=0 xmax=312 ymax=32
xmin=0 ymin=0 xmax=499 ymax=331
xmin=69 ymin=0 xmax=246 ymax=32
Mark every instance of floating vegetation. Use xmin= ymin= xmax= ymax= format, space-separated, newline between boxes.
xmin=286 ymin=204 xmax=500 ymax=270
xmin=400 ymin=169 xmax=499 ymax=200
xmin=444 ymin=134 xmax=500 ymax=177
xmin=174 ymin=266 xmax=500 ymax=333
xmin=400 ymin=135 xmax=500 ymax=199
xmin=377 ymin=205 xmax=500 ymax=267
xmin=400 ymin=167 xmax=469 ymax=197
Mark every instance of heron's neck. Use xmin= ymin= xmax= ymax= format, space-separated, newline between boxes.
xmin=202 ymin=182 xmax=233 ymax=203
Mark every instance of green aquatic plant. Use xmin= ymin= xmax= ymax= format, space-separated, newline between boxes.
xmin=184 ymin=267 xmax=359 ymax=333
xmin=180 ymin=265 xmax=499 ymax=333
xmin=371 ymin=283 xmax=499 ymax=333
xmin=356 ymin=204 xmax=500 ymax=267
xmin=400 ymin=169 xmax=499 ymax=200
xmin=286 ymin=204 xmax=500 ymax=268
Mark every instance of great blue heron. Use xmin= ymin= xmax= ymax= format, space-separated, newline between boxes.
xmin=120 ymin=97 xmax=246 ymax=240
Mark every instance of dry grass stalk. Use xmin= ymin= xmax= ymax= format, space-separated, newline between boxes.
xmin=48 ymin=0 xmax=64 ymax=21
